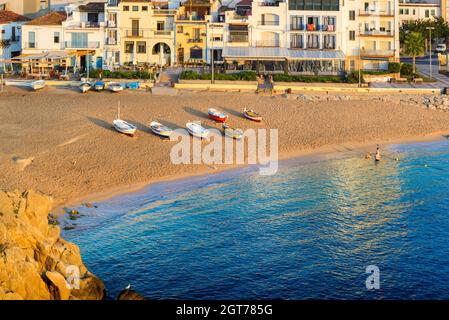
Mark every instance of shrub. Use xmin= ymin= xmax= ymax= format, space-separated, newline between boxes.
xmin=89 ymin=69 xmax=153 ymax=79
xmin=180 ymin=71 xmax=257 ymax=81
xmin=272 ymin=74 xmax=346 ymax=83
xmin=346 ymin=71 xmax=364 ymax=84
xmin=400 ymin=63 xmax=414 ymax=76
xmin=388 ymin=62 xmax=401 ymax=73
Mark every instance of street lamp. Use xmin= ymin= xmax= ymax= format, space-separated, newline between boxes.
xmin=426 ymin=26 xmax=435 ymax=79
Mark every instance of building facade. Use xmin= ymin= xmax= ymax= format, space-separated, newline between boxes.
xmin=0 ymin=10 xmax=29 ymax=68
xmin=0 ymin=0 xmax=50 ymax=19
xmin=398 ymin=0 xmax=440 ymax=25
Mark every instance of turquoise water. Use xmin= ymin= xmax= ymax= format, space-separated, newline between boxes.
xmin=62 ymin=140 xmax=449 ymax=299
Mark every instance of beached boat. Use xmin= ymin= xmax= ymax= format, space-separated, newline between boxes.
xmin=150 ymin=121 xmax=173 ymax=138
xmin=243 ymin=108 xmax=262 ymax=122
xmin=30 ymin=80 xmax=46 ymax=91
xmin=186 ymin=122 xmax=209 ymax=139
xmin=126 ymin=82 xmax=140 ymax=90
xmin=79 ymin=82 xmax=92 ymax=93
xmin=223 ymin=124 xmax=243 ymax=140
xmin=109 ymin=82 xmax=124 ymax=93
xmin=208 ymin=108 xmax=228 ymax=122
xmin=113 ymin=104 xmax=136 ymax=136
xmin=93 ymin=81 xmax=105 ymax=91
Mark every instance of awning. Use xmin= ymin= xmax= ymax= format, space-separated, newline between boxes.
xmin=14 ymin=51 xmax=74 ymax=60
xmin=288 ymin=50 xmax=345 ymax=60
xmin=223 ymin=46 xmax=288 ymax=60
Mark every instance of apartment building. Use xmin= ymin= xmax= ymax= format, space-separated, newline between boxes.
xmin=0 ymin=0 xmax=50 ymax=19
xmin=22 ymin=2 xmax=106 ymax=71
xmin=118 ymin=0 xmax=175 ymax=66
xmin=104 ymin=0 xmax=120 ymax=67
xmin=0 ymin=10 xmax=29 ymax=68
xmin=343 ymin=0 xmax=400 ymax=72
xmin=398 ymin=0 xmax=439 ymax=25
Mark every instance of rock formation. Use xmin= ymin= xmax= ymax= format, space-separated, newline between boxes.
xmin=0 ymin=190 xmax=105 ymax=300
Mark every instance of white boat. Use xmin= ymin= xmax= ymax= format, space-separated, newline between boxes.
xmin=109 ymin=82 xmax=124 ymax=93
xmin=208 ymin=108 xmax=228 ymax=122
xmin=186 ymin=122 xmax=209 ymax=139
xmin=79 ymin=82 xmax=92 ymax=93
xmin=31 ymin=80 xmax=46 ymax=91
xmin=113 ymin=103 xmax=136 ymax=136
xmin=223 ymin=124 xmax=243 ymax=140
xmin=150 ymin=121 xmax=173 ymax=138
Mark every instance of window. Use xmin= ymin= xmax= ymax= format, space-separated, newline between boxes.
xmin=125 ymin=41 xmax=134 ymax=53
xmin=157 ymin=21 xmax=165 ymax=31
xmin=350 ymin=60 xmax=355 ymax=71
xmin=142 ymin=6 xmax=148 ymax=11
xmin=71 ymin=32 xmax=88 ymax=48
xmin=323 ymin=35 xmax=335 ymax=49
xmin=289 ymin=0 xmax=339 ymax=11
xmin=405 ymin=9 xmax=409 ymax=15
xmin=132 ymin=6 xmax=139 ymax=11
xmin=28 ymin=31 xmax=36 ymax=48
xmin=349 ymin=30 xmax=355 ymax=41
xmin=349 ymin=10 xmax=355 ymax=21
xmin=291 ymin=34 xmax=303 ymax=49
xmin=177 ymin=26 xmax=183 ymax=33
xmin=190 ymin=46 xmax=203 ymax=59
xmin=399 ymin=9 xmax=403 ymax=15
xmin=137 ymin=41 xmax=146 ymax=53
xmin=425 ymin=10 xmax=429 ymax=18
xmin=87 ymin=12 xmax=98 ymax=23
xmin=54 ymin=32 xmax=60 ymax=44
xmin=291 ymin=16 xmax=303 ymax=30
xmin=431 ymin=10 xmax=436 ymax=16
xmin=193 ymin=28 xmax=200 ymax=40
xmin=307 ymin=34 xmax=319 ymax=49
xmin=123 ymin=5 xmax=129 ymax=11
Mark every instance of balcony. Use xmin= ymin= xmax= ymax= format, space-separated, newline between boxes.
xmin=187 ymin=38 xmax=203 ymax=43
xmin=229 ymin=34 xmax=249 ymax=43
xmin=65 ymin=21 xmax=102 ymax=29
xmin=106 ymin=38 xmax=117 ymax=45
xmin=257 ymin=1 xmax=281 ymax=6
xmin=360 ymin=30 xmax=394 ymax=37
xmin=359 ymin=8 xmax=394 ymax=17
xmin=176 ymin=15 xmax=207 ymax=22
xmin=107 ymin=21 xmax=117 ymax=28
xmin=153 ymin=9 xmax=177 ymax=15
xmin=65 ymin=41 xmax=100 ymax=49
xmin=154 ymin=30 xmax=173 ymax=36
xmin=290 ymin=24 xmax=304 ymax=31
xmin=124 ymin=29 xmax=144 ymax=37
xmin=306 ymin=24 xmax=318 ymax=31
xmin=256 ymin=40 xmax=280 ymax=47
xmin=290 ymin=42 xmax=303 ymax=49
xmin=321 ymin=24 xmax=336 ymax=32
xmin=306 ymin=43 xmax=320 ymax=49
xmin=258 ymin=21 xmax=280 ymax=26
xmin=360 ymin=49 xmax=395 ymax=58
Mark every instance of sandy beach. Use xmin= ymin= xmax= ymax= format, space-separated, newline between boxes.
xmin=1 ymin=86 xmax=449 ymax=208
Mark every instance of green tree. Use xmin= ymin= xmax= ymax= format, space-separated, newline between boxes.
xmin=403 ymin=32 xmax=425 ymax=74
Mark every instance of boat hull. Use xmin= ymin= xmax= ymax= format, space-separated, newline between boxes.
xmin=243 ymin=113 xmax=262 ymax=122
xmin=113 ymin=120 xmax=136 ymax=136
xmin=31 ymin=81 xmax=46 ymax=91
xmin=208 ymin=113 xmax=228 ymax=122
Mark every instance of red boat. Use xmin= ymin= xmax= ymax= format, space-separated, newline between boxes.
xmin=208 ymin=108 xmax=228 ymax=122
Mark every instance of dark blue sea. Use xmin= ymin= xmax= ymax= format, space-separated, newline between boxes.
xmin=62 ymin=140 xmax=449 ymax=299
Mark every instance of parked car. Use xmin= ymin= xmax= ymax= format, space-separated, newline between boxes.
xmin=435 ymin=44 xmax=447 ymax=53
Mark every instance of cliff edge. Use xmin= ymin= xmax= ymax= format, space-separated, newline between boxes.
xmin=0 ymin=190 xmax=105 ymax=300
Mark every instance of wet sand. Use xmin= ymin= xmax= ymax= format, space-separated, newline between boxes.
xmin=1 ymin=86 xmax=449 ymax=208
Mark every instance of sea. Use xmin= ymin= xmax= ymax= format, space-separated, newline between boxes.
xmin=61 ymin=139 xmax=449 ymax=299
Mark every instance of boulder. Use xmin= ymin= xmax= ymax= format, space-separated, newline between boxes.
xmin=0 ymin=190 xmax=105 ymax=300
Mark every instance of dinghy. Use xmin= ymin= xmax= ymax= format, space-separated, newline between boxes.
xmin=31 ymin=80 xmax=46 ymax=91
xmin=223 ymin=124 xmax=243 ymax=140
xmin=79 ymin=82 xmax=92 ymax=93
xmin=126 ymin=82 xmax=140 ymax=90
xmin=113 ymin=103 xmax=136 ymax=136
xmin=93 ymin=81 xmax=105 ymax=91
xmin=208 ymin=108 xmax=228 ymax=122
xmin=243 ymin=108 xmax=262 ymax=122
xmin=186 ymin=122 xmax=209 ymax=139
xmin=150 ymin=121 xmax=173 ymax=138
xmin=109 ymin=82 xmax=123 ymax=93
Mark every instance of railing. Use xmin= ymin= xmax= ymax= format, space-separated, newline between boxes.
xmin=306 ymin=24 xmax=318 ymax=31
xmin=258 ymin=21 xmax=280 ymax=26
xmin=361 ymin=30 xmax=393 ymax=36
xmin=360 ymin=49 xmax=395 ymax=57
xmin=359 ymin=8 xmax=394 ymax=17
xmin=323 ymin=44 xmax=336 ymax=50
xmin=24 ymin=42 xmax=37 ymax=49
xmin=176 ymin=15 xmax=206 ymax=21
xmin=154 ymin=30 xmax=172 ymax=36
xmin=321 ymin=24 xmax=336 ymax=32
xmin=66 ymin=21 xmax=101 ymax=29
xmin=65 ymin=41 xmax=100 ymax=49
xmin=124 ymin=29 xmax=144 ymax=37
xmin=290 ymin=42 xmax=303 ymax=49
xmin=256 ymin=40 xmax=280 ymax=47
xmin=228 ymin=34 xmax=249 ymax=42
xmin=258 ymin=1 xmax=280 ymax=6
xmin=106 ymin=38 xmax=117 ymax=45
xmin=187 ymin=38 xmax=203 ymax=43
xmin=290 ymin=24 xmax=304 ymax=31
xmin=107 ymin=21 xmax=117 ymax=28
xmin=306 ymin=43 xmax=320 ymax=49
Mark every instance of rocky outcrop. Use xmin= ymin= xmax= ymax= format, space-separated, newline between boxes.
xmin=0 ymin=190 xmax=105 ymax=300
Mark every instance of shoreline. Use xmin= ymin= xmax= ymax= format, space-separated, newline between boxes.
xmin=55 ymin=131 xmax=447 ymax=212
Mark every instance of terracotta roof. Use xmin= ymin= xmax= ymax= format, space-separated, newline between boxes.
xmin=25 ymin=11 xmax=67 ymax=26
xmin=0 ymin=10 xmax=29 ymax=24
xmin=78 ymin=2 xmax=105 ymax=12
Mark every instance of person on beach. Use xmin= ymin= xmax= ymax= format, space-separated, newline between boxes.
xmin=268 ymin=73 xmax=274 ymax=94
xmin=256 ymin=74 xmax=265 ymax=93
xmin=375 ymin=145 xmax=381 ymax=162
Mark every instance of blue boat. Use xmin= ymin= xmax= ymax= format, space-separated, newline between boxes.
xmin=126 ymin=82 xmax=140 ymax=90
xmin=93 ymin=81 xmax=105 ymax=92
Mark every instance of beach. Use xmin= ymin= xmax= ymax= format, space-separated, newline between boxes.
xmin=2 ymin=86 xmax=449 ymax=208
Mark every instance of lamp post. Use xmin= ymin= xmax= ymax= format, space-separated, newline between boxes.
xmin=426 ymin=26 xmax=435 ymax=79
xmin=358 ymin=23 xmax=362 ymax=88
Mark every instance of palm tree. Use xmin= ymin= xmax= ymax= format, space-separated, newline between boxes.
xmin=403 ymin=31 xmax=425 ymax=74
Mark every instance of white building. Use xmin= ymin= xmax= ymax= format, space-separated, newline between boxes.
xmin=104 ymin=0 xmax=120 ymax=68
xmin=398 ymin=0 xmax=440 ymax=25
xmin=0 ymin=10 xmax=29 ymax=69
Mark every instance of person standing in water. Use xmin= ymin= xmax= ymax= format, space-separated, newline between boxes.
xmin=375 ymin=145 xmax=381 ymax=162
